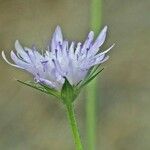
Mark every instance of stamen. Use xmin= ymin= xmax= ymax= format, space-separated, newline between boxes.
xmin=41 ymin=60 xmax=48 ymax=64
xmin=86 ymin=48 xmax=89 ymax=56
xmin=55 ymin=49 xmax=58 ymax=58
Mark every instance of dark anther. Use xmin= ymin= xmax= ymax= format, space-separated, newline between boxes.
xmin=55 ymin=49 xmax=58 ymax=58
xmin=41 ymin=60 xmax=48 ymax=64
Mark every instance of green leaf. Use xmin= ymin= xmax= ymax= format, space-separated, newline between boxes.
xmin=80 ymin=68 xmax=104 ymax=88
xmin=61 ymin=78 xmax=76 ymax=105
xmin=17 ymin=80 xmax=60 ymax=99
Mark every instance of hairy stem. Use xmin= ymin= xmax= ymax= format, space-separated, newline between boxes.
xmin=66 ymin=103 xmax=83 ymax=150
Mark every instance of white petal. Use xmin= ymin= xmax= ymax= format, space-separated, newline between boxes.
xmin=2 ymin=51 xmax=23 ymax=69
xmin=99 ymin=43 xmax=115 ymax=55
xmin=92 ymin=43 xmax=115 ymax=59
xmin=10 ymin=51 xmax=37 ymax=75
xmin=99 ymin=55 xmax=109 ymax=63
xmin=15 ymin=40 xmax=31 ymax=62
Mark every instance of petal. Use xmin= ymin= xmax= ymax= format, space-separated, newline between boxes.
xmin=92 ymin=43 xmax=115 ymax=59
xmin=24 ymin=47 xmax=36 ymax=62
xmin=62 ymin=41 xmax=68 ymax=58
xmin=92 ymin=53 xmax=105 ymax=61
xmin=15 ymin=40 xmax=31 ymax=62
xmin=81 ymin=31 xmax=94 ymax=54
xmin=98 ymin=43 xmax=115 ymax=55
xmin=11 ymin=51 xmax=37 ymax=75
xmin=55 ymin=26 xmax=63 ymax=44
xmin=94 ymin=26 xmax=107 ymax=47
xmin=2 ymin=51 xmax=23 ymax=69
xmin=11 ymin=51 xmax=29 ymax=67
xmin=66 ymin=60 xmax=88 ymax=85
xmin=51 ymin=26 xmax=63 ymax=52
xmin=75 ymin=42 xmax=82 ymax=56
xmin=36 ymin=77 xmax=59 ymax=89
xmin=82 ymin=43 xmax=114 ymax=69
xmin=89 ymin=26 xmax=108 ymax=56
xmin=94 ymin=55 xmax=110 ymax=65
xmin=52 ymin=59 xmax=65 ymax=76
xmin=83 ymin=55 xmax=110 ymax=69
xmin=34 ymin=50 xmax=44 ymax=61
xmin=68 ymin=42 xmax=75 ymax=59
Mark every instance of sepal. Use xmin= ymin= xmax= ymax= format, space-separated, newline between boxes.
xmin=17 ymin=80 xmax=60 ymax=99
xmin=78 ymin=68 xmax=104 ymax=89
xmin=61 ymin=78 xmax=78 ymax=105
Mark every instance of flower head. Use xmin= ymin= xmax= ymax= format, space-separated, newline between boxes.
xmin=2 ymin=26 xmax=114 ymax=100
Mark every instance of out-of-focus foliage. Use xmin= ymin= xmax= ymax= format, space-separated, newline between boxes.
xmin=0 ymin=0 xmax=149 ymax=149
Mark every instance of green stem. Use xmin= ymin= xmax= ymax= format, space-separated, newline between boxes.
xmin=86 ymin=80 xmax=97 ymax=150
xmin=66 ymin=103 xmax=83 ymax=150
xmin=86 ymin=0 xmax=102 ymax=150
xmin=91 ymin=0 xmax=102 ymax=33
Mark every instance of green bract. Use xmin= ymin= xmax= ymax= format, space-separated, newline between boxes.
xmin=17 ymin=66 xmax=104 ymax=103
xmin=61 ymin=78 xmax=76 ymax=104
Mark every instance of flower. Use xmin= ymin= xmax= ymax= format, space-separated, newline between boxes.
xmin=2 ymin=26 xmax=114 ymax=93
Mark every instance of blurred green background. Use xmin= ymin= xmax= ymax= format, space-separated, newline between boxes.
xmin=0 ymin=0 xmax=149 ymax=149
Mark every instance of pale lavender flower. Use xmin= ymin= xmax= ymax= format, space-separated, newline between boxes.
xmin=2 ymin=26 xmax=114 ymax=91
